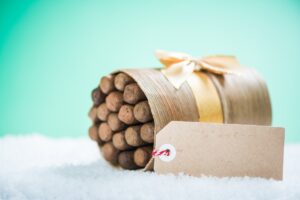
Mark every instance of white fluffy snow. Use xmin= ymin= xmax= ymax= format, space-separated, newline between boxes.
xmin=0 ymin=135 xmax=299 ymax=200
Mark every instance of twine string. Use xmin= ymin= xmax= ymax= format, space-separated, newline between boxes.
xmin=152 ymin=149 xmax=170 ymax=157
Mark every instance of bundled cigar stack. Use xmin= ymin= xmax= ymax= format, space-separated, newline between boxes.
xmin=88 ymin=65 xmax=272 ymax=171
xmin=88 ymin=73 xmax=154 ymax=170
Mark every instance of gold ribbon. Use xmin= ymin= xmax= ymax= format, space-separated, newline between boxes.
xmin=156 ymin=50 xmax=241 ymax=123
xmin=156 ymin=50 xmax=240 ymax=89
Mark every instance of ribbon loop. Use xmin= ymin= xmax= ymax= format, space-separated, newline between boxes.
xmin=156 ymin=50 xmax=240 ymax=89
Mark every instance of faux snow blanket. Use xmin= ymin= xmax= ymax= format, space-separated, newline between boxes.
xmin=0 ymin=135 xmax=299 ymax=200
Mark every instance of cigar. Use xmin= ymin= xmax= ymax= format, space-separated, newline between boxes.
xmin=123 ymin=83 xmax=146 ymax=104
xmin=100 ymin=75 xmax=115 ymax=94
xmin=107 ymin=113 xmax=126 ymax=131
xmin=133 ymin=101 xmax=153 ymax=123
xmin=124 ymin=125 xmax=146 ymax=147
xmin=112 ymin=131 xmax=132 ymax=150
xmin=97 ymin=103 xmax=110 ymax=121
xmin=118 ymin=151 xmax=140 ymax=170
xmin=134 ymin=146 xmax=153 ymax=167
xmin=98 ymin=122 xmax=113 ymax=142
xmin=114 ymin=73 xmax=134 ymax=91
xmin=140 ymin=122 xmax=154 ymax=143
xmin=91 ymin=87 xmax=106 ymax=107
xmin=88 ymin=125 xmax=101 ymax=142
xmin=88 ymin=107 xmax=100 ymax=124
xmin=106 ymin=91 xmax=123 ymax=112
xmin=118 ymin=105 xmax=139 ymax=125
xmin=101 ymin=142 xmax=119 ymax=165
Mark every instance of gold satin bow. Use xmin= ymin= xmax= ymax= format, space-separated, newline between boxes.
xmin=156 ymin=50 xmax=241 ymax=89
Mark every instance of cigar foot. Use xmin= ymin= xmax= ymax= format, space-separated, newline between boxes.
xmin=112 ymin=131 xmax=132 ymax=150
xmin=134 ymin=146 xmax=153 ymax=167
xmin=125 ymin=126 xmax=146 ymax=147
xmin=89 ymin=107 xmax=100 ymax=124
xmin=89 ymin=125 xmax=100 ymax=142
xmin=101 ymin=142 xmax=119 ymax=165
xmin=123 ymin=83 xmax=146 ymax=104
xmin=134 ymin=101 xmax=153 ymax=123
xmin=114 ymin=73 xmax=134 ymax=91
xmin=91 ymin=87 xmax=106 ymax=106
xmin=99 ymin=123 xmax=113 ymax=142
xmin=118 ymin=105 xmax=138 ymax=125
xmin=97 ymin=103 xmax=110 ymax=121
xmin=140 ymin=122 xmax=155 ymax=143
xmin=108 ymin=113 xmax=126 ymax=132
xmin=118 ymin=151 xmax=140 ymax=170
xmin=106 ymin=91 xmax=123 ymax=112
xmin=100 ymin=75 xmax=115 ymax=94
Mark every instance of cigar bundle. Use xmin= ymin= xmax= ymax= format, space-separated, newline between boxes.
xmin=89 ymin=73 xmax=154 ymax=170
xmin=88 ymin=51 xmax=272 ymax=170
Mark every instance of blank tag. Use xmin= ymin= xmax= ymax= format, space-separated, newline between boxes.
xmin=154 ymin=122 xmax=284 ymax=180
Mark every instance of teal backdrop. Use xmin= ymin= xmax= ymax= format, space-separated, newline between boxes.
xmin=0 ymin=0 xmax=299 ymax=142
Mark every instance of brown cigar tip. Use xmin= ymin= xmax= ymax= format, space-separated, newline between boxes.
xmin=118 ymin=151 xmax=140 ymax=170
xmin=108 ymin=113 xmax=126 ymax=131
xmin=98 ymin=123 xmax=113 ymax=142
xmin=140 ymin=122 xmax=155 ymax=143
xmin=133 ymin=101 xmax=153 ymax=123
xmin=118 ymin=105 xmax=137 ymax=125
xmin=114 ymin=73 xmax=135 ymax=91
xmin=112 ymin=132 xmax=132 ymax=150
xmin=91 ymin=87 xmax=106 ymax=106
xmin=97 ymin=103 xmax=110 ymax=121
xmin=125 ymin=126 xmax=145 ymax=147
xmin=88 ymin=107 xmax=99 ymax=123
xmin=123 ymin=83 xmax=146 ymax=104
xmin=88 ymin=125 xmax=99 ymax=141
xmin=101 ymin=142 xmax=119 ymax=165
xmin=134 ymin=147 xmax=153 ymax=167
xmin=100 ymin=75 xmax=115 ymax=94
xmin=106 ymin=91 xmax=123 ymax=112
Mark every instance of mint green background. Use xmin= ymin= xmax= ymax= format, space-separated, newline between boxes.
xmin=0 ymin=0 xmax=299 ymax=142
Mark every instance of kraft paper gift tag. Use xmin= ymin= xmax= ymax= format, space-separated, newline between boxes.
xmin=154 ymin=122 xmax=284 ymax=180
